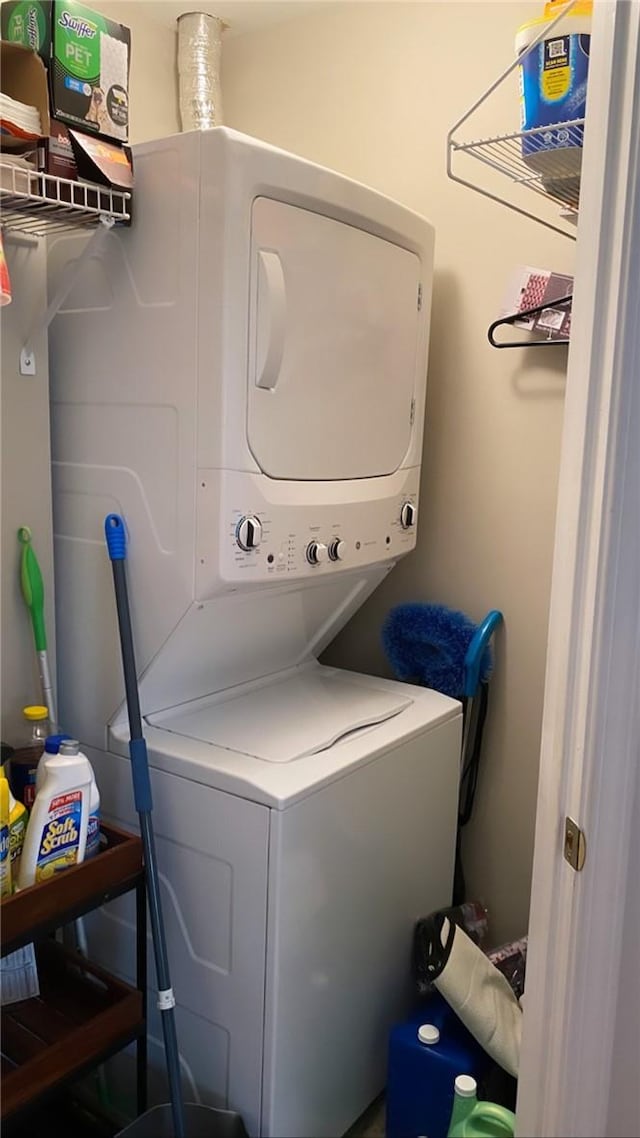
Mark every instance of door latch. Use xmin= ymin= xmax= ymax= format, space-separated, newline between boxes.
xmin=564 ymin=816 xmax=586 ymax=871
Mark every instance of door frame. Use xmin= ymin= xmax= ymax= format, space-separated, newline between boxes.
xmin=517 ymin=3 xmax=640 ymax=1135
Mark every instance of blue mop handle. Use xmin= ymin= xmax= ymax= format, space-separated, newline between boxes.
xmin=462 ymin=609 xmax=503 ymax=698
xmin=104 ymin=515 xmax=151 ymax=814
xmin=104 ymin=513 xmax=186 ymax=1138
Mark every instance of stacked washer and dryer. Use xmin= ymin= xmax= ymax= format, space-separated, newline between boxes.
xmin=48 ymin=129 xmax=461 ymax=1138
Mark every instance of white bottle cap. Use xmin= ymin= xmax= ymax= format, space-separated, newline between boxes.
xmin=417 ymin=1023 xmax=440 ymax=1046
xmin=455 ymin=1074 xmax=477 ymax=1097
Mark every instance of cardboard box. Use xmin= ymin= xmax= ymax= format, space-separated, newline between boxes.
xmin=68 ymin=127 xmax=132 ymax=191
xmin=35 ymin=117 xmax=76 ymax=179
xmin=1 ymin=1 xmax=130 ymax=142
xmin=0 ymin=40 xmax=50 ymax=151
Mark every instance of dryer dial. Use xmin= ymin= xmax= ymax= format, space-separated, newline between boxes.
xmin=236 ymin=516 xmax=262 ymax=551
xmin=306 ymin=541 xmax=328 ymax=566
xmin=328 ymin=539 xmax=346 ymax=562
xmin=400 ymin=501 xmax=417 ymax=529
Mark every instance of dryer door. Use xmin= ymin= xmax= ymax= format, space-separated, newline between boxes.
xmin=247 ymin=197 xmax=422 ymax=481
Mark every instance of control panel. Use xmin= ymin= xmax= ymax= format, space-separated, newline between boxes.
xmin=195 ymin=469 xmax=421 ymax=593
xmin=229 ymin=501 xmax=418 ymax=575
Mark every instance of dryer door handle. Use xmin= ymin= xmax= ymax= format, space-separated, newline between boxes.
xmin=256 ymin=250 xmax=286 ymax=390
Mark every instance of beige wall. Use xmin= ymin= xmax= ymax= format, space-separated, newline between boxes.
xmin=92 ymin=1 xmax=180 ymax=142
xmin=0 ymin=2 xmax=178 ymax=747
xmin=1 ymin=241 xmax=55 ymax=745
xmin=222 ymin=1 xmax=573 ymax=945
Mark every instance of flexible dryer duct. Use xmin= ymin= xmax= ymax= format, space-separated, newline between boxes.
xmin=177 ymin=12 xmax=224 ymax=130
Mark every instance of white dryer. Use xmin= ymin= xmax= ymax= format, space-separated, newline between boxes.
xmin=48 ymin=129 xmax=461 ymax=1137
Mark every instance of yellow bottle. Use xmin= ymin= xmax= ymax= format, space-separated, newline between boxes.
xmin=8 ymin=787 xmax=27 ymax=884
xmin=0 ymin=770 xmax=11 ymax=898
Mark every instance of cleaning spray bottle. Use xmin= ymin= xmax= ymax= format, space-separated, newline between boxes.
xmin=0 ymin=768 xmax=11 ymax=898
xmin=19 ymin=740 xmax=92 ymax=888
xmin=7 ymin=785 xmax=27 ymax=884
xmin=35 ymin=735 xmax=101 ymax=859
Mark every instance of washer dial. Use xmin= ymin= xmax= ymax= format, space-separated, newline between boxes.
xmin=236 ymin=516 xmax=262 ymax=551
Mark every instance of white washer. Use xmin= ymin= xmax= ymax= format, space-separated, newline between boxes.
xmin=86 ymin=666 xmax=459 ymax=1138
xmin=48 ymin=129 xmax=460 ymax=1136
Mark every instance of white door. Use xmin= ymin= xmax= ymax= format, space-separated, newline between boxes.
xmin=518 ymin=4 xmax=640 ymax=1136
xmin=247 ymin=197 xmax=421 ymax=481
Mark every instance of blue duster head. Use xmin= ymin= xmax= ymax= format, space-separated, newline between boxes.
xmin=381 ymin=603 xmax=493 ymax=699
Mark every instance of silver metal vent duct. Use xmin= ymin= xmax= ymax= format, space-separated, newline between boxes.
xmin=177 ymin=12 xmax=224 ymax=131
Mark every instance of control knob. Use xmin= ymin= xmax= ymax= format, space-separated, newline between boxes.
xmin=236 ymin=515 xmax=262 ymax=551
xmin=400 ymin=501 xmax=417 ymax=530
xmin=328 ymin=539 xmax=346 ymax=562
xmin=306 ymin=541 xmax=328 ymax=565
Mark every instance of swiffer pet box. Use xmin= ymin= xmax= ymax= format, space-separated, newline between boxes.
xmin=1 ymin=1 xmax=130 ymax=142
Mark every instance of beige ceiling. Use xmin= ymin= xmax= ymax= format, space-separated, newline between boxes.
xmin=149 ymin=1 xmax=337 ymax=37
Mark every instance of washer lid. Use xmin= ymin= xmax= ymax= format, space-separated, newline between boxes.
xmin=247 ymin=197 xmax=421 ymax=481
xmin=147 ymin=669 xmax=412 ymax=763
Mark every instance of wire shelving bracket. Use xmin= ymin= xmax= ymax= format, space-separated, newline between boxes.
xmin=19 ymin=216 xmax=115 ymax=376
xmin=447 ymin=0 xmax=582 ymax=240
xmin=0 ymin=160 xmax=131 ymax=375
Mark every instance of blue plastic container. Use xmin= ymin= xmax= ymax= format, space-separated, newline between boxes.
xmin=386 ymin=993 xmax=492 ymax=1138
xmin=515 ymin=3 xmax=591 ymax=204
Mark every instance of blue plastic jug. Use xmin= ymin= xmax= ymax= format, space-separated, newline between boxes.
xmin=386 ymin=993 xmax=492 ymax=1138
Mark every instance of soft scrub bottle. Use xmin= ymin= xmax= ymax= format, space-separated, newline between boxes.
xmin=19 ymin=740 xmax=91 ymax=888
xmin=36 ymin=735 xmax=101 ymax=859
xmin=35 ymin=733 xmax=72 ymax=793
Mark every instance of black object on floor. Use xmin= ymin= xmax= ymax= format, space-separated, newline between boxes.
xmin=4 ymin=1091 xmax=119 ymax=1138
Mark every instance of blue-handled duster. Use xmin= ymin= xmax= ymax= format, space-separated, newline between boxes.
xmin=382 ymin=602 xmax=495 ymax=699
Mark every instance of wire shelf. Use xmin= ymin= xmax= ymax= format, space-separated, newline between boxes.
xmin=446 ymin=0 xmax=583 ymax=239
xmin=0 ymin=160 xmax=131 ymax=236
xmin=451 ymin=120 xmax=584 ymax=215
